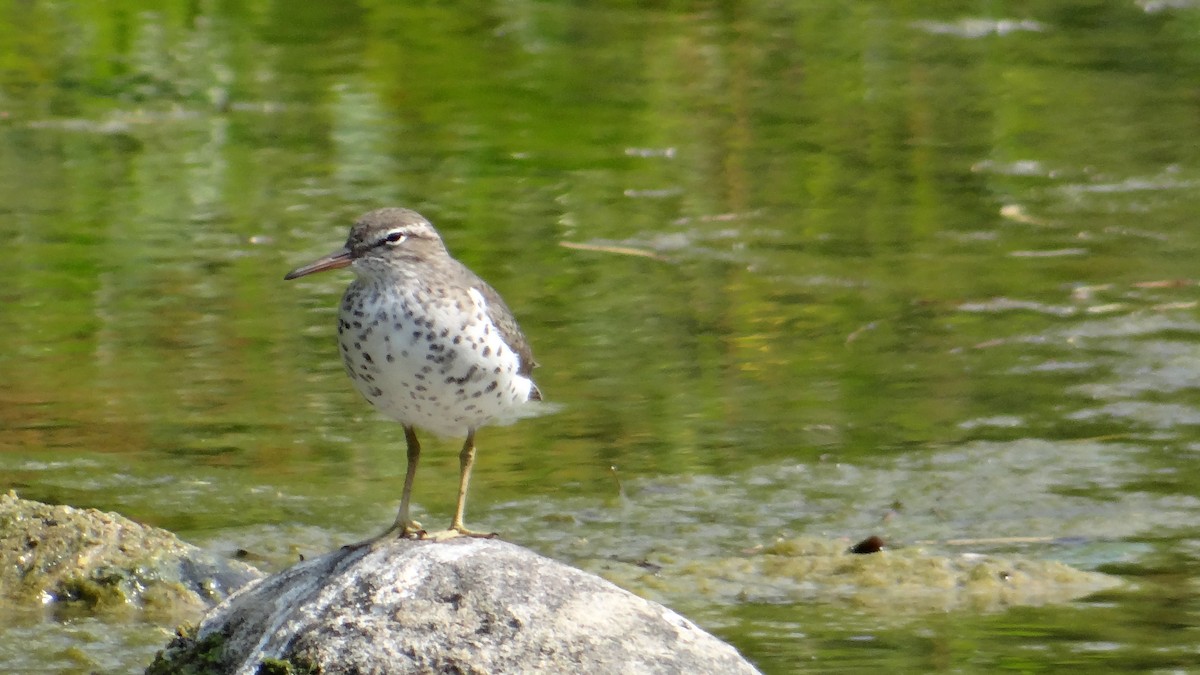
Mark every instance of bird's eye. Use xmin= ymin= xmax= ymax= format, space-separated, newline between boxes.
xmin=384 ymin=230 xmax=407 ymax=245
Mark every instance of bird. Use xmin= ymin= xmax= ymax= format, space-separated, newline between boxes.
xmin=284 ymin=207 xmax=541 ymax=541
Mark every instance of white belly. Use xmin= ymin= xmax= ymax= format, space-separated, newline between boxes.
xmin=337 ymin=282 xmax=536 ymax=437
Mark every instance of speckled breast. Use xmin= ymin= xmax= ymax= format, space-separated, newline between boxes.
xmin=336 ymin=280 xmax=536 ymax=437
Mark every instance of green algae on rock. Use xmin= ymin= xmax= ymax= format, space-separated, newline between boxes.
xmin=596 ymin=536 xmax=1123 ymax=614
xmin=0 ymin=491 xmax=262 ymax=618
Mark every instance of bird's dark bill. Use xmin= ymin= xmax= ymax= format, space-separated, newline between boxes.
xmin=284 ymin=248 xmax=353 ymax=280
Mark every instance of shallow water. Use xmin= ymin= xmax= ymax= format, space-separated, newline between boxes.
xmin=5 ymin=1 xmax=1200 ymax=672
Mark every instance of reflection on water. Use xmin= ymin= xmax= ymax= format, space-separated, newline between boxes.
xmin=4 ymin=1 xmax=1200 ymax=672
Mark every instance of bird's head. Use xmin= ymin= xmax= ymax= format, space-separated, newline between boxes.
xmin=284 ymin=208 xmax=448 ymax=281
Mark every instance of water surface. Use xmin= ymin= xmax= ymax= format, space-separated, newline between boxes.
xmin=4 ymin=1 xmax=1200 ymax=672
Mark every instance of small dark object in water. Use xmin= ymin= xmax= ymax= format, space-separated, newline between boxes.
xmin=634 ymin=559 xmax=662 ymax=573
xmin=607 ymin=555 xmax=663 ymax=574
xmin=848 ymin=535 xmax=885 ymax=554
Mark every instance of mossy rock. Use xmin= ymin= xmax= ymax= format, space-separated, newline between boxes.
xmin=0 ymin=491 xmax=262 ymax=619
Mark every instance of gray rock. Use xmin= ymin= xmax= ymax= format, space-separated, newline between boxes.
xmin=161 ymin=537 xmax=761 ymax=674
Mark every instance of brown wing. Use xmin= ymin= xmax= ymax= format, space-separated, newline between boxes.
xmin=446 ymin=260 xmax=540 ymax=381
xmin=475 ymin=281 xmax=539 ymax=379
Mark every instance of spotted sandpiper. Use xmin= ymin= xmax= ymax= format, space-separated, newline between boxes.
xmin=285 ymin=207 xmax=541 ymax=540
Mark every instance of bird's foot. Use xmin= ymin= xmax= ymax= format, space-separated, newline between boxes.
xmin=395 ymin=520 xmax=426 ymax=540
xmin=423 ymin=525 xmax=498 ymax=542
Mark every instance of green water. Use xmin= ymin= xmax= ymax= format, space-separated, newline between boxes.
xmin=5 ymin=1 xmax=1200 ymax=672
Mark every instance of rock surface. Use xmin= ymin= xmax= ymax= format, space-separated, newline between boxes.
xmin=151 ymin=536 xmax=762 ymax=674
xmin=0 ymin=491 xmax=262 ymax=617
xmin=599 ymin=535 xmax=1125 ymax=614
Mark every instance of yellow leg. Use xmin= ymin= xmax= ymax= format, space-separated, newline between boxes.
xmin=342 ymin=426 xmax=424 ymax=549
xmin=389 ymin=425 xmax=424 ymax=538
xmin=430 ymin=428 xmax=496 ymax=540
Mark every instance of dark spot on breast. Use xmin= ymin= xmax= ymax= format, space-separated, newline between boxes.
xmin=352 ymin=320 xmax=362 ymax=329
xmin=363 ymin=353 xmax=374 ymax=364
xmin=481 ymin=346 xmax=491 ymax=357
xmin=386 ymin=354 xmax=395 ymax=363
xmin=485 ymin=381 xmax=497 ymax=393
